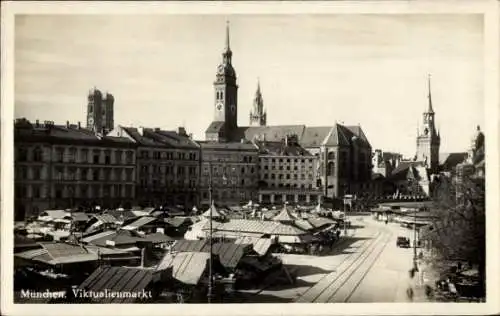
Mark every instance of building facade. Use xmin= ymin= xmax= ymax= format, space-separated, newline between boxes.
xmin=14 ymin=119 xmax=136 ymax=221
xmin=107 ymin=126 xmax=200 ymax=208
xmin=254 ymin=134 xmax=321 ymax=205
xmin=86 ymin=88 xmax=115 ymax=135
xmin=199 ymin=142 xmax=259 ymax=207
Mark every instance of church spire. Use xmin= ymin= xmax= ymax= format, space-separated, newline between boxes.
xmin=222 ymin=21 xmax=232 ymax=65
xmin=250 ymin=78 xmax=266 ymax=126
xmin=225 ymin=21 xmax=231 ymax=51
xmin=427 ymin=74 xmax=434 ymax=114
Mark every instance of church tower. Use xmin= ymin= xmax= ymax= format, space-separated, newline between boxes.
xmin=249 ymin=80 xmax=267 ymax=126
xmin=87 ymin=87 xmax=114 ymax=135
xmin=212 ymin=22 xmax=238 ymax=137
xmin=416 ymin=75 xmax=440 ymax=173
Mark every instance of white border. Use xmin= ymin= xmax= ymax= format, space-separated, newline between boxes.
xmin=1 ymin=1 xmax=499 ymax=315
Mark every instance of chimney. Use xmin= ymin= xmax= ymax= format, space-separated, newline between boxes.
xmin=138 ymin=127 xmax=144 ymax=136
xmin=66 ymin=121 xmax=70 ymax=128
xmin=35 ymin=119 xmax=40 ymax=127
xmin=77 ymin=121 xmax=81 ymax=129
xmin=178 ymin=127 xmax=186 ymax=136
xmin=189 ymin=133 xmax=193 ymax=139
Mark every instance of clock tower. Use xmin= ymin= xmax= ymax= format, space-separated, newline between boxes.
xmin=416 ymin=75 xmax=440 ymax=173
xmin=213 ymin=22 xmax=238 ymax=136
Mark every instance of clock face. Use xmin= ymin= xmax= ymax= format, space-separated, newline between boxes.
xmin=230 ymin=104 xmax=236 ymax=113
xmin=217 ymin=65 xmax=225 ymax=75
xmin=216 ymin=103 xmax=223 ymax=111
xmin=88 ymin=118 xmax=94 ymax=125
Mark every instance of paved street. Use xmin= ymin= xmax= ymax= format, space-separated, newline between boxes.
xmin=241 ymin=215 xmax=431 ymax=303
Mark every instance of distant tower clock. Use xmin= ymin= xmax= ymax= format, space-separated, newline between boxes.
xmin=216 ymin=102 xmax=223 ymax=111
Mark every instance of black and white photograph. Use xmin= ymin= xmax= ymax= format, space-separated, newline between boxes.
xmin=1 ymin=1 xmax=499 ymax=315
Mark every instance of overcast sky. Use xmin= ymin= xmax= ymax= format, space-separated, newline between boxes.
xmin=15 ymin=14 xmax=484 ymax=157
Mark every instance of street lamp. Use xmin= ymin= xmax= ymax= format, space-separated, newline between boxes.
xmin=408 ymin=178 xmax=418 ymax=273
xmin=207 ymin=162 xmax=214 ymax=304
xmin=207 ymin=162 xmax=227 ymax=304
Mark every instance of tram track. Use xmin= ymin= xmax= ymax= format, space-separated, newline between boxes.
xmin=295 ymin=229 xmax=384 ymax=303
xmin=326 ymin=230 xmax=393 ymax=302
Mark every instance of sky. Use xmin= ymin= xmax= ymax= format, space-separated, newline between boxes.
xmin=15 ymin=14 xmax=484 ymax=157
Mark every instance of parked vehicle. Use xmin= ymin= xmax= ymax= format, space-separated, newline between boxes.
xmin=396 ymin=236 xmax=410 ymax=248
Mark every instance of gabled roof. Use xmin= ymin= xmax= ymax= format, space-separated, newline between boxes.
xmin=79 ymin=266 xmax=155 ymax=303
xmin=202 ymin=204 xmax=225 ymax=219
xmin=71 ymin=212 xmax=90 ymax=222
xmin=234 ymin=237 xmax=272 ymax=256
xmin=205 ymin=121 xmax=225 ymax=134
xmin=272 ymin=205 xmax=297 ymax=222
xmin=203 ymin=218 xmax=308 ymax=236
xmin=255 ymin=141 xmax=313 ymax=157
xmin=164 ymin=217 xmax=193 ymax=228
xmin=15 ymin=242 xmax=98 ymax=265
xmin=121 ymin=127 xmax=164 ymax=147
xmin=240 ymin=125 xmax=306 ymax=143
xmin=345 ymin=125 xmax=371 ymax=148
xmin=38 ymin=210 xmax=71 ymax=220
xmin=104 ymin=210 xmax=138 ymax=221
xmin=91 ymin=214 xmax=119 ymax=224
xmin=156 ymin=252 xmax=211 ymax=285
xmin=81 ymin=229 xmax=142 ymax=247
xmin=171 ymin=240 xmax=251 ymax=268
xmin=121 ymin=216 xmax=159 ymax=230
xmin=439 ymin=152 xmax=468 ymax=170
xmin=300 ymin=126 xmax=333 ymax=148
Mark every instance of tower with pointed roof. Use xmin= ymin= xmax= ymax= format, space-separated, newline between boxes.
xmin=249 ymin=80 xmax=267 ymax=126
xmin=416 ymin=75 xmax=440 ymax=173
xmin=206 ymin=22 xmax=239 ymax=142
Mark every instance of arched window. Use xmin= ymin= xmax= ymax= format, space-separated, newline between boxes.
xmin=327 ymin=162 xmax=335 ymax=176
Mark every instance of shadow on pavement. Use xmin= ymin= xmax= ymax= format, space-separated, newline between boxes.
xmin=226 ymin=292 xmax=293 ymax=303
xmin=266 ymin=278 xmax=317 ymax=290
xmin=285 ymin=264 xmax=331 ymax=277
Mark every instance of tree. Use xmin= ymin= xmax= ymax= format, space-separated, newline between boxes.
xmin=425 ymin=170 xmax=485 ymax=296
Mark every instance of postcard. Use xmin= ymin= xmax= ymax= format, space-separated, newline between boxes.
xmin=1 ymin=1 xmax=499 ymax=315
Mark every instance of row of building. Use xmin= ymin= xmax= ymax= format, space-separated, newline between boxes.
xmin=15 ymin=23 xmax=481 ymax=220
xmin=14 ymin=117 xmax=369 ymax=220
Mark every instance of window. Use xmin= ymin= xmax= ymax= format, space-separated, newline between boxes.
xmin=32 ymin=186 xmax=40 ymax=198
xmin=80 ymin=149 xmax=88 ymax=163
xmin=93 ymin=150 xmax=100 ymax=164
xmin=55 ymin=148 xmax=64 ymax=162
xmin=126 ymin=151 xmax=134 ymax=164
xmin=33 ymin=147 xmax=43 ymax=162
xmin=286 ymin=174 xmax=290 ymax=179
xmin=17 ymin=148 xmax=28 ymax=162
xmin=68 ymin=147 xmax=77 ymax=163
xmin=104 ymin=150 xmax=111 ymax=164
xmin=33 ymin=167 xmax=41 ymax=180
